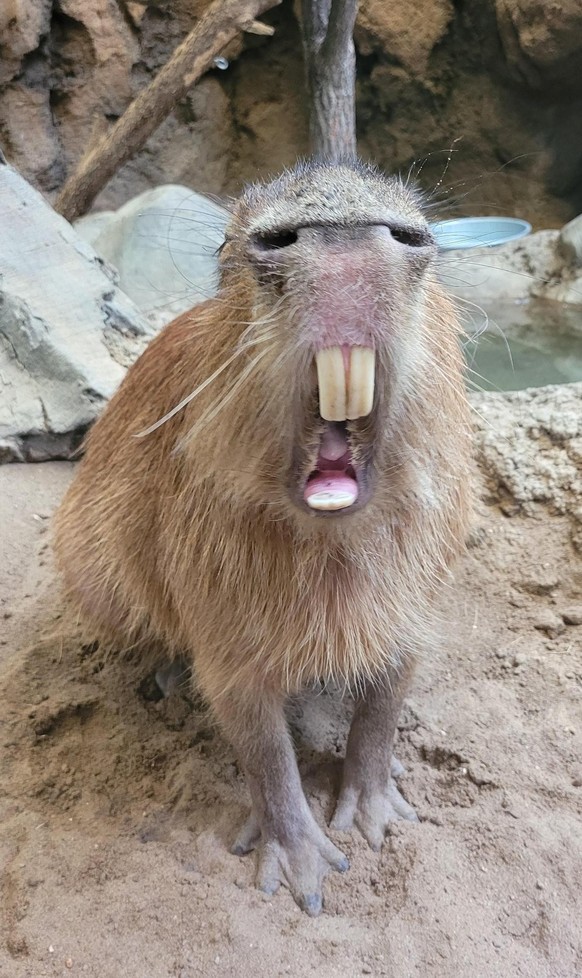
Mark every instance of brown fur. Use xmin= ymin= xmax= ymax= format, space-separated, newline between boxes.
xmin=53 ymin=159 xmax=471 ymax=910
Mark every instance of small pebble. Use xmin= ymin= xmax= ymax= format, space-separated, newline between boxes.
xmin=65 ymin=959 xmax=73 ymax=970
xmin=519 ymin=572 xmax=560 ymax=596
xmin=562 ymin=607 xmax=582 ymax=626
xmin=533 ymin=613 xmax=566 ymax=638
xmin=500 ymin=501 xmax=520 ymax=518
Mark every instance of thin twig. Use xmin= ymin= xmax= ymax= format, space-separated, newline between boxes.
xmin=56 ymin=0 xmax=280 ymax=222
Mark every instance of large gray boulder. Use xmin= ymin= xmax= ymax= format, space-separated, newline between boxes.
xmin=441 ymin=227 xmax=582 ymax=309
xmin=0 ymin=161 xmax=154 ymax=462
xmin=75 ymin=185 xmax=229 ymax=329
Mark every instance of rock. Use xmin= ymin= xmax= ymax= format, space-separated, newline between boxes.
xmin=561 ymin=607 xmax=582 ymax=626
xmin=0 ymin=2 xmax=236 ymax=205
xmin=355 ymin=0 xmax=453 ymax=75
xmin=442 ymin=229 xmax=582 ymax=308
xmin=1 ymin=84 xmax=62 ymax=191
xmin=532 ymin=612 xmax=566 ymax=639
xmin=0 ymin=161 xmax=153 ymax=463
xmin=471 ymin=383 xmax=582 ymax=517
xmin=471 ymin=382 xmax=582 ymax=556
xmin=558 ymin=214 xmax=582 ymax=268
xmin=75 ymin=185 xmax=229 ymax=329
xmin=74 ymin=210 xmax=115 ymax=248
xmin=517 ymin=570 xmax=560 ymax=597
xmin=95 ymin=77 xmax=235 ymax=214
xmin=442 ymin=231 xmax=558 ymax=303
xmin=0 ymin=0 xmax=138 ymax=192
xmin=0 ymin=0 xmax=52 ymax=87
xmin=126 ymin=2 xmax=147 ymax=27
xmin=495 ymin=0 xmax=582 ymax=87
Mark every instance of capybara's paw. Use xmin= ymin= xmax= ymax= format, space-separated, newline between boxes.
xmin=233 ymin=818 xmax=348 ymax=916
xmin=331 ymin=778 xmax=418 ymax=850
xmin=257 ymin=828 xmax=348 ymax=916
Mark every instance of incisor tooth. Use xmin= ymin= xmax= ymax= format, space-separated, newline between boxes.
xmin=315 ymin=346 xmax=376 ymax=422
xmin=347 ymin=347 xmax=376 ymax=420
xmin=315 ymin=347 xmax=347 ymax=422
xmin=306 ymin=488 xmax=358 ymax=511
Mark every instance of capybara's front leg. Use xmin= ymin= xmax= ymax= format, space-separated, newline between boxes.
xmin=331 ymin=664 xmax=418 ymax=849
xmin=212 ymin=688 xmax=348 ymax=916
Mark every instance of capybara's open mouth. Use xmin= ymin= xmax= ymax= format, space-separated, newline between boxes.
xmin=301 ymin=344 xmax=375 ymax=515
xmin=303 ymin=421 xmax=359 ymax=512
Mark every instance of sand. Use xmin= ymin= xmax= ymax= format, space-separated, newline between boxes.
xmin=1 ymin=460 xmax=581 ymax=978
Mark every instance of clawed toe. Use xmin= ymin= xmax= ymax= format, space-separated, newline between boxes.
xmin=233 ymin=815 xmax=348 ymax=915
xmin=301 ymin=892 xmax=323 ymax=916
xmin=387 ymin=779 xmax=418 ymax=822
xmin=231 ymin=810 xmax=261 ymax=855
xmin=331 ymin=777 xmax=418 ymax=849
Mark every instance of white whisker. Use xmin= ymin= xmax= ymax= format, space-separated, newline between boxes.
xmin=135 ymin=347 xmax=245 ymax=437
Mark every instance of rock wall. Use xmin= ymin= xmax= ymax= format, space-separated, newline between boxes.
xmin=471 ymin=382 xmax=582 ymax=553
xmin=1 ymin=0 xmax=582 ymax=225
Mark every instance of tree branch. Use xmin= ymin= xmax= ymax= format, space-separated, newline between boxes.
xmin=300 ymin=0 xmax=359 ymax=160
xmin=321 ymin=0 xmax=358 ymax=63
xmin=55 ymin=0 xmax=281 ymax=222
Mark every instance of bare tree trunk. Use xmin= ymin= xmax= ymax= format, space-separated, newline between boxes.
xmin=56 ymin=0 xmax=281 ymax=222
xmin=300 ymin=0 xmax=358 ymax=160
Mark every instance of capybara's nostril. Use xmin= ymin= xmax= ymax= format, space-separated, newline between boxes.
xmin=387 ymin=223 xmax=434 ymax=248
xmin=251 ymin=229 xmax=298 ymax=251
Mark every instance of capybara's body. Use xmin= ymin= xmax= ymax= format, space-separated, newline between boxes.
xmin=54 ymin=160 xmax=471 ymax=915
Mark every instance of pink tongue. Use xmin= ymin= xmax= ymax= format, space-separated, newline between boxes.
xmin=304 ymin=471 xmax=358 ymax=510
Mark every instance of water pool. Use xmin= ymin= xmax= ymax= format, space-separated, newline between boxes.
xmin=461 ymin=301 xmax=582 ymax=392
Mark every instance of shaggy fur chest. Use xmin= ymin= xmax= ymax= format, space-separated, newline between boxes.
xmin=164 ymin=515 xmax=425 ymax=701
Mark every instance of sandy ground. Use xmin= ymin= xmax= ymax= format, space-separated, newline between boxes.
xmin=1 ymin=461 xmax=581 ymax=978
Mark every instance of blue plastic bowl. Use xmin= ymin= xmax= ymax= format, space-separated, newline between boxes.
xmin=431 ymin=216 xmax=532 ymax=251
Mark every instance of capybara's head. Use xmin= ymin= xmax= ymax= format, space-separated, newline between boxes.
xmin=184 ymin=159 xmax=463 ymax=526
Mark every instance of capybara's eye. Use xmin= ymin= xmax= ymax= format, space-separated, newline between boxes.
xmin=389 ymin=225 xmax=433 ymax=248
xmin=252 ymin=229 xmax=299 ymax=250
